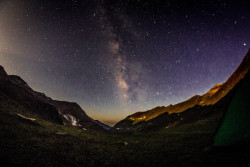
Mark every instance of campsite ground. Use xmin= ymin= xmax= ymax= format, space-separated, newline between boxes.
xmin=1 ymin=97 xmax=250 ymax=166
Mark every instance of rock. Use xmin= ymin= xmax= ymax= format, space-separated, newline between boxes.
xmin=55 ymin=132 xmax=67 ymax=135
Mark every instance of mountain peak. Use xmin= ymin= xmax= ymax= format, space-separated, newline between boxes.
xmin=0 ymin=65 xmax=8 ymax=79
xmin=0 ymin=65 xmax=106 ymax=131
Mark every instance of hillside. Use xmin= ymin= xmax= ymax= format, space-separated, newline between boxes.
xmin=113 ymin=49 xmax=250 ymax=131
xmin=0 ymin=66 xmax=106 ymax=131
xmin=1 ymin=95 xmax=250 ymax=166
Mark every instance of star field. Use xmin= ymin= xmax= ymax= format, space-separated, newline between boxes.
xmin=0 ymin=0 xmax=249 ymax=125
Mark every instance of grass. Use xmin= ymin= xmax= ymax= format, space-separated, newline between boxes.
xmin=0 ymin=96 xmax=249 ymax=166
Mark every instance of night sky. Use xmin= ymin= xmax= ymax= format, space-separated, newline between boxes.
xmin=0 ymin=0 xmax=249 ymax=125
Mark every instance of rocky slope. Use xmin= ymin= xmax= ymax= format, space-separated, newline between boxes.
xmin=0 ymin=66 xmax=106 ymax=131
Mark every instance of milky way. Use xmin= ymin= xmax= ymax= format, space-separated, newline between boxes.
xmin=0 ymin=0 xmax=249 ymax=125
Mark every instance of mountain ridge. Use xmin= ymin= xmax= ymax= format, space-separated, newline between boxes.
xmin=0 ymin=65 xmax=107 ymax=131
xmin=113 ymin=49 xmax=250 ymax=130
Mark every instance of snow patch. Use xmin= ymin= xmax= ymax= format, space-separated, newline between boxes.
xmin=16 ymin=113 xmax=36 ymax=121
xmin=58 ymin=109 xmax=62 ymax=115
xmin=63 ymin=114 xmax=78 ymax=126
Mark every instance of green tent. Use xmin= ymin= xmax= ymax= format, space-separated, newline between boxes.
xmin=214 ymin=72 xmax=250 ymax=146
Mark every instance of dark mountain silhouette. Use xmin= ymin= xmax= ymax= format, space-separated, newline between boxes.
xmin=0 ymin=66 xmax=106 ymax=131
xmin=112 ymin=49 xmax=250 ymax=132
xmin=93 ymin=120 xmax=112 ymax=130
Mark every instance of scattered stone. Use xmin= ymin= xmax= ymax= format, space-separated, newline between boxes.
xmin=165 ymin=121 xmax=180 ymax=129
xmin=124 ymin=142 xmax=128 ymax=146
xmin=202 ymin=147 xmax=212 ymax=152
xmin=55 ymin=132 xmax=67 ymax=135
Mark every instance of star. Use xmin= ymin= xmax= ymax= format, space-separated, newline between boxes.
xmin=1 ymin=0 xmax=249 ymax=124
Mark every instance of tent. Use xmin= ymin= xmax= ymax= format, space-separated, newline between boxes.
xmin=214 ymin=71 xmax=250 ymax=146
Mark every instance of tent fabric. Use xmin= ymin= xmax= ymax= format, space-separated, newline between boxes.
xmin=214 ymin=72 xmax=250 ymax=146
